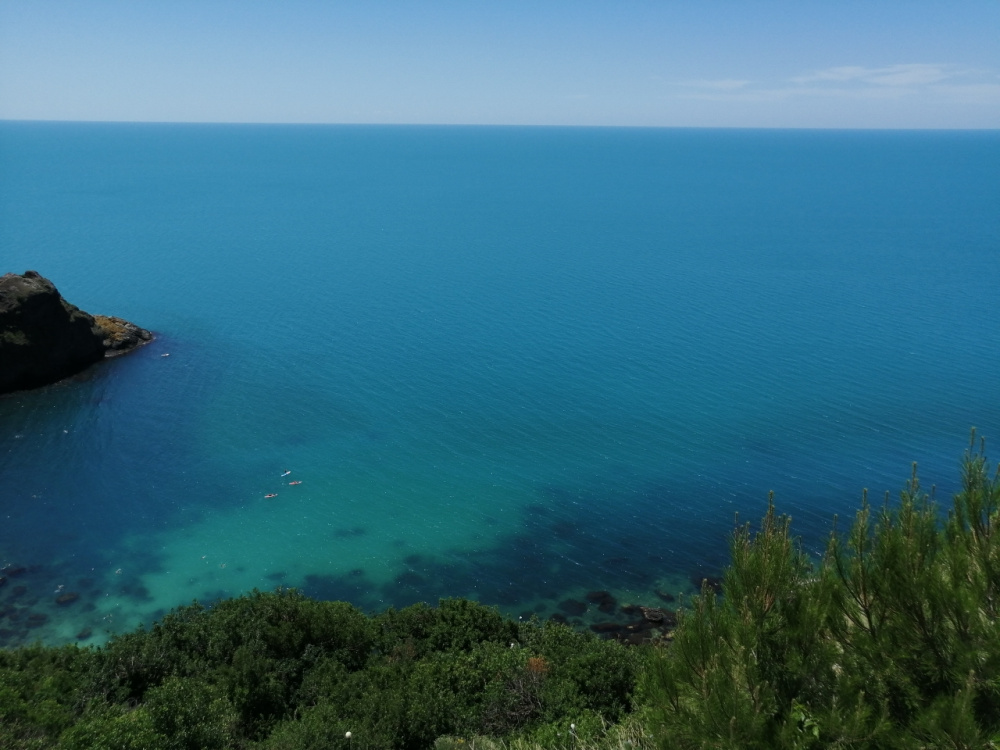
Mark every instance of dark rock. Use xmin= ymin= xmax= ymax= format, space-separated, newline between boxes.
xmin=0 ymin=270 xmax=152 ymax=394
xmin=93 ymin=315 xmax=152 ymax=356
xmin=55 ymin=591 xmax=80 ymax=605
xmin=549 ymin=612 xmax=569 ymax=625
xmin=655 ymin=589 xmax=676 ymax=603
xmin=0 ymin=576 xmax=5 ymax=588
xmin=620 ymin=632 xmax=650 ymax=646
xmin=557 ymin=598 xmax=587 ymax=616
xmin=126 ymin=584 xmax=151 ymax=602
xmin=640 ymin=607 xmax=677 ymax=626
xmin=25 ymin=612 xmax=48 ymax=628
xmin=604 ymin=622 xmax=658 ymax=645
xmin=76 ymin=628 xmax=93 ymax=640
xmin=590 ymin=622 xmax=624 ymax=634
xmin=11 ymin=585 xmax=27 ymax=598
xmin=641 ymin=607 xmax=665 ymax=622
xmin=625 ymin=620 xmax=656 ymax=634
xmin=620 ymin=603 xmax=643 ymax=616
xmin=585 ymin=590 xmax=618 ymax=613
xmin=1 ymin=565 xmax=27 ymax=577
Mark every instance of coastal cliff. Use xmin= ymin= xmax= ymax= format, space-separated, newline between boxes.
xmin=0 ymin=270 xmax=152 ymax=394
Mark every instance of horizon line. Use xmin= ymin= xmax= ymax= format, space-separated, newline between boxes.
xmin=1 ymin=117 xmax=998 ymax=133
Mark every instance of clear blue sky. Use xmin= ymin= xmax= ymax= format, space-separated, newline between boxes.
xmin=2 ymin=0 xmax=998 ymax=128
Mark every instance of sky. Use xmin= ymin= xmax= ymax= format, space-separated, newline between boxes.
xmin=1 ymin=1 xmax=999 ymax=129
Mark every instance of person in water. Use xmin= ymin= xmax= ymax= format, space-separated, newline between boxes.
xmin=281 ymin=470 xmax=291 ymax=477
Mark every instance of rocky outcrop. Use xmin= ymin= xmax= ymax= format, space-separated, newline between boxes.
xmin=93 ymin=315 xmax=153 ymax=356
xmin=0 ymin=270 xmax=152 ymax=394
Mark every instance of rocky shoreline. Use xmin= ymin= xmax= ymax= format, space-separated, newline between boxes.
xmin=0 ymin=556 xmax=690 ymax=650
xmin=0 ymin=270 xmax=152 ymax=394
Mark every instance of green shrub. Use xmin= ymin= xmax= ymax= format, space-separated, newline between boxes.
xmin=56 ymin=705 xmax=168 ymax=750
xmin=373 ymin=598 xmax=519 ymax=657
xmin=644 ymin=433 xmax=1000 ymax=749
xmin=144 ymin=676 xmax=237 ymax=749
xmin=256 ymin=602 xmax=639 ymax=749
xmin=87 ymin=588 xmax=375 ymax=739
xmin=0 ymin=644 xmax=95 ymax=748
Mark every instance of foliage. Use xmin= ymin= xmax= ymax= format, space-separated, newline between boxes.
xmin=56 ymin=705 xmax=168 ymax=750
xmin=0 ymin=589 xmax=639 ymax=749
xmin=432 ymin=712 xmax=656 ymax=750
xmin=644 ymin=431 xmax=1000 ymax=749
xmin=0 ymin=644 xmax=96 ymax=749
xmin=256 ymin=609 xmax=641 ymax=749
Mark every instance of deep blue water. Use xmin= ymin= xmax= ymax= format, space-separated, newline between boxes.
xmin=1 ymin=123 xmax=998 ymax=646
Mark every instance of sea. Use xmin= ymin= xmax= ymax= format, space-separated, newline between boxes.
xmin=1 ymin=123 xmax=998 ymax=648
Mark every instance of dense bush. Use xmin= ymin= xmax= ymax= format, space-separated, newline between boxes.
xmin=256 ymin=606 xmax=641 ymax=749
xmin=0 ymin=644 xmax=96 ymax=749
xmin=645 ymin=434 xmax=1000 ymax=749
xmin=0 ymin=590 xmax=641 ymax=749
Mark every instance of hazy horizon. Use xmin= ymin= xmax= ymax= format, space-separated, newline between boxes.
xmin=2 ymin=120 xmax=998 ymax=132
xmin=2 ymin=1 xmax=998 ymax=130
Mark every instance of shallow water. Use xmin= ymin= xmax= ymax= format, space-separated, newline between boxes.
xmin=1 ymin=124 xmax=998 ymax=646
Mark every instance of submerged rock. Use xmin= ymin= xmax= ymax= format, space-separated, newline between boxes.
xmin=25 ymin=612 xmax=48 ymax=628
xmin=557 ymin=598 xmax=587 ymax=616
xmin=0 ymin=270 xmax=152 ymax=393
xmin=585 ymin=590 xmax=618 ymax=614
xmin=639 ymin=606 xmax=677 ymax=626
xmin=590 ymin=621 xmax=624 ymax=634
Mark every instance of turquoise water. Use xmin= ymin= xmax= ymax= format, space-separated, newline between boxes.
xmin=1 ymin=123 xmax=998 ymax=647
